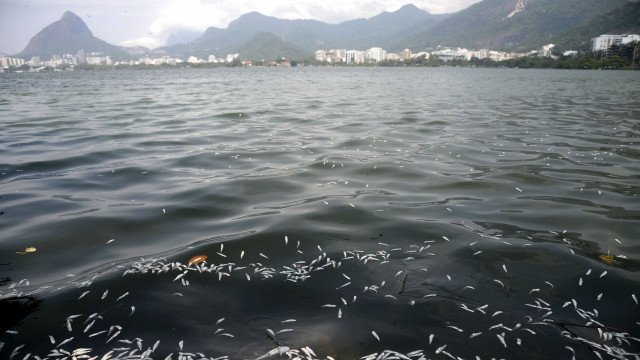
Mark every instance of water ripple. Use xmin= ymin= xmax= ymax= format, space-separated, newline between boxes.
xmin=0 ymin=68 xmax=639 ymax=359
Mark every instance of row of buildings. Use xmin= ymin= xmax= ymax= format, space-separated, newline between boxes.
xmin=1 ymin=50 xmax=115 ymax=70
xmin=117 ymin=53 xmax=241 ymax=66
xmin=0 ymin=55 xmax=25 ymax=68
xmin=0 ymin=45 xmax=564 ymax=71
xmin=187 ymin=54 xmax=239 ymax=64
xmin=3 ymin=34 xmax=638 ymax=70
xmin=315 ymin=48 xmax=406 ymax=63
xmin=313 ymin=35 xmax=639 ymax=65
xmin=314 ymin=44 xmax=564 ymax=64
xmin=0 ymin=49 xmax=244 ymax=70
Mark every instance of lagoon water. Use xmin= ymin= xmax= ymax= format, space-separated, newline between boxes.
xmin=0 ymin=67 xmax=639 ymax=359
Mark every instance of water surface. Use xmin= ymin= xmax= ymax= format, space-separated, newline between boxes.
xmin=0 ymin=67 xmax=639 ymax=359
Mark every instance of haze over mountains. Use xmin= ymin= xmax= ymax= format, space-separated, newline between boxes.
xmin=15 ymin=0 xmax=640 ymax=61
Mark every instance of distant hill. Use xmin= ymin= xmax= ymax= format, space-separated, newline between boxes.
xmin=553 ymin=1 xmax=640 ymax=51
xmin=158 ymin=4 xmax=448 ymax=58
xmin=166 ymin=29 xmax=203 ymax=46
xmin=17 ymin=11 xmax=136 ymax=59
xmin=397 ymin=0 xmax=633 ymax=51
xmin=329 ymin=4 xmax=449 ymax=50
xmin=234 ymin=32 xmax=308 ymax=60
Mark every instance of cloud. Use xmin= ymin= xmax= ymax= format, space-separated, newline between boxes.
xmin=120 ymin=36 xmax=162 ymax=49
xmin=119 ymin=0 xmax=243 ymax=47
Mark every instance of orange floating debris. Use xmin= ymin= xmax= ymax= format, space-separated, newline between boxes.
xmin=188 ymin=254 xmax=208 ymax=266
xmin=599 ymin=254 xmax=617 ymax=264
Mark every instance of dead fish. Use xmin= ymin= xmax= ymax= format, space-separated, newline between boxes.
xmin=371 ymin=331 xmax=380 ymax=341
xmin=255 ymin=346 xmax=290 ymax=360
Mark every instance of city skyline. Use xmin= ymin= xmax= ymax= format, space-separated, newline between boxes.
xmin=0 ymin=0 xmax=481 ymax=54
xmin=5 ymin=35 xmax=631 ymax=71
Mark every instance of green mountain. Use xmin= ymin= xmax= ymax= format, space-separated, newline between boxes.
xmin=160 ymin=4 xmax=448 ymax=59
xmin=166 ymin=29 xmax=204 ymax=46
xmin=398 ymin=0 xmax=633 ymax=51
xmin=234 ymin=32 xmax=308 ymax=60
xmin=18 ymin=3 xmax=640 ymax=62
xmin=17 ymin=11 xmax=134 ymax=60
xmin=329 ymin=4 xmax=449 ymax=50
xmin=553 ymin=1 xmax=640 ymax=51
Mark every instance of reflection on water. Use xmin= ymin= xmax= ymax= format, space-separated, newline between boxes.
xmin=0 ymin=296 xmax=41 ymax=333
xmin=0 ymin=68 xmax=638 ymax=359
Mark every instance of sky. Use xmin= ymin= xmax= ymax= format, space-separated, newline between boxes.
xmin=0 ymin=0 xmax=481 ymax=55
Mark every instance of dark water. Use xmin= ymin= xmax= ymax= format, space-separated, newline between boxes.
xmin=0 ymin=68 xmax=639 ymax=360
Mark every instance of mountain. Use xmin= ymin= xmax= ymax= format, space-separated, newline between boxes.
xmin=159 ymin=4 xmax=448 ymax=58
xmin=553 ymin=1 xmax=640 ymax=51
xmin=160 ymin=12 xmax=330 ymax=59
xmin=18 ymin=11 xmax=134 ymax=59
xmin=19 ymin=2 xmax=638 ymax=62
xmin=234 ymin=32 xmax=308 ymax=60
xmin=398 ymin=0 xmax=633 ymax=51
xmin=166 ymin=29 xmax=203 ymax=46
xmin=327 ymin=4 xmax=449 ymax=50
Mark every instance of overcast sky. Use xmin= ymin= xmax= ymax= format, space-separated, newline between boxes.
xmin=0 ymin=0 xmax=481 ymax=55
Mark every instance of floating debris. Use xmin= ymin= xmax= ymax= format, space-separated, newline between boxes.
xmin=598 ymin=254 xmax=619 ymax=265
xmin=16 ymin=247 xmax=37 ymax=254
xmin=188 ymin=255 xmax=208 ymax=266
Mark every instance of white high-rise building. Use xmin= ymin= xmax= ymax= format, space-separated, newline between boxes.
xmin=14 ymin=58 xmax=25 ymax=67
xmin=226 ymin=53 xmax=239 ymax=62
xmin=591 ymin=34 xmax=640 ymax=52
xmin=411 ymin=52 xmax=430 ymax=59
xmin=366 ymin=47 xmax=386 ymax=62
xmin=473 ymin=49 xmax=491 ymax=59
xmin=77 ymin=49 xmax=86 ymax=64
xmin=314 ymin=50 xmax=327 ymax=62
xmin=431 ymin=48 xmax=472 ymax=62
xmin=333 ymin=49 xmax=346 ymax=62
xmin=30 ymin=56 xmax=41 ymax=66
xmin=538 ymin=44 xmax=556 ymax=58
xmin=345 ymin=50 xmax=365 ymax=64
xmin=592 ymin=35 xmax=619 ymax=51
xmin=386 ymin=53 xmax=401 ymax=61
xmin=86 ymin=56 xmax=102 ymax=65
xmin=621 ymin=34 xmax=640 ymax=44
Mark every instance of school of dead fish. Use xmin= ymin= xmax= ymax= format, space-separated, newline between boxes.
xmin=1 ymin=232 xmax=639 ymax=360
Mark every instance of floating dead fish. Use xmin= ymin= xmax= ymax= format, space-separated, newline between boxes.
xmin=255 ymin=346 xmax=290 ymax=360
